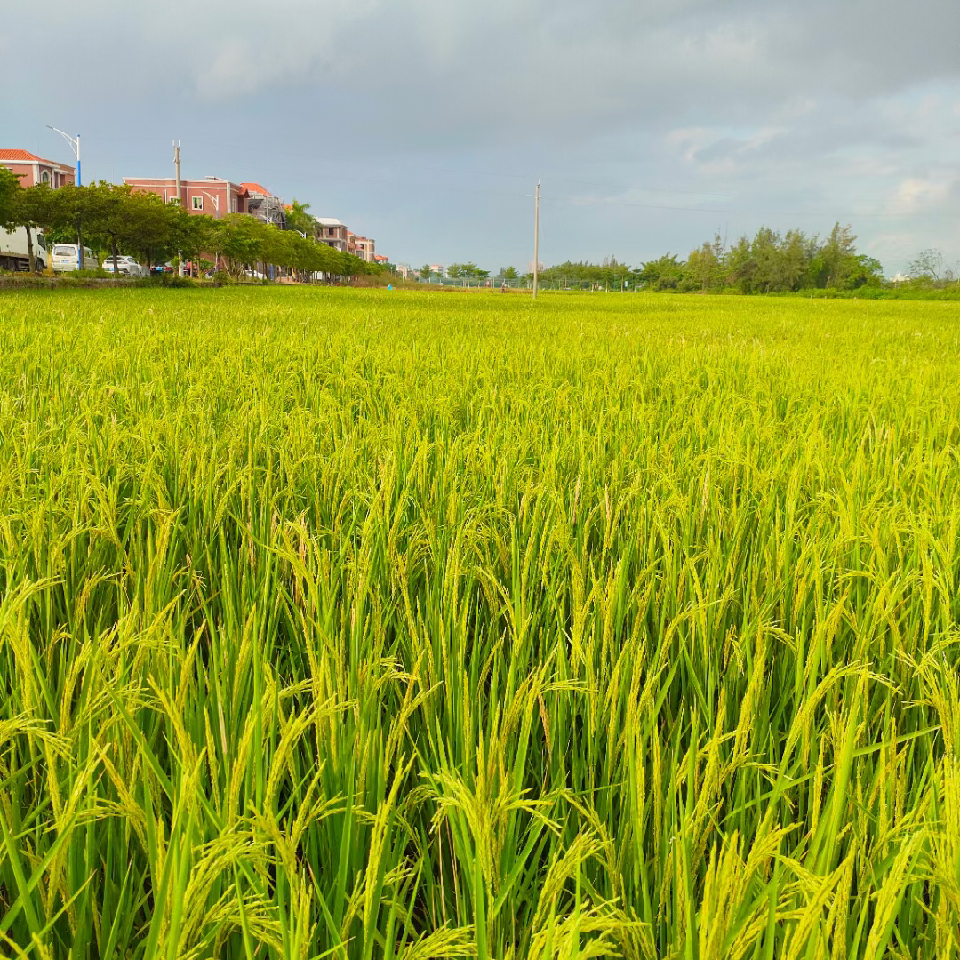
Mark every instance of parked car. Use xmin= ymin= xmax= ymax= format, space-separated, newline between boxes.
xmin=51 ymin=243 xmax=98 ymax=273
xmin=102 ymin=255 xmax=143 ymax=277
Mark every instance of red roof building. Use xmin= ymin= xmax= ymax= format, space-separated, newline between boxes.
xmin=0 ymin=149 xmax=75 ymax=188
xmin=242 ymin=182 xmax=286 ymax=226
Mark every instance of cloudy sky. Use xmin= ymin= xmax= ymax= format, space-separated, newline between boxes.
xmin=3 ymin=0 xmax=958 ymax=274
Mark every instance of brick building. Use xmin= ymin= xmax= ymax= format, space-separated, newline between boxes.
xmin=123 ymin=175 xmax=249 ymax=217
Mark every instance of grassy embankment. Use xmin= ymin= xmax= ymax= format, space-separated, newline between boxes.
xmin=1 ymin=288 xmax=960 ymax=958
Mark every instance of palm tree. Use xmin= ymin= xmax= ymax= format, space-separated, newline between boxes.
xmin=285 ymin=198 xmax=314 ymax=236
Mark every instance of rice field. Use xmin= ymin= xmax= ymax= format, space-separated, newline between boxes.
xmin=1 ymin=286 xmax=960 ymax=959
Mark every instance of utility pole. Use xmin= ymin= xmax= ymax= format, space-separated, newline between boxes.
xmin=173 ymin=140 xmax=182 ymax=202
xmin=173 ymin=141 xmax=184 ymax=276
xmin=532 ymin=181 xmax=540 ymax=300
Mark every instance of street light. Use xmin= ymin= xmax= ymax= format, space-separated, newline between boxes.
xmin=198 ymin=190 xmax=219 ymax=217
xmin=46 ymin=125 xmax=80 ymax=185
xmin=47 ymin=125 xmax=83 ymax=270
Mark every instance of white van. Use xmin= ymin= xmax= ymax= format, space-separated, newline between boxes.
xmin=51 ymin=243 xmax=98 ymax=273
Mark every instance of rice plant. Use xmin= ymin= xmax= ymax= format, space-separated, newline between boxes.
xmin=1 ymin=287 xmax=959 ymax=958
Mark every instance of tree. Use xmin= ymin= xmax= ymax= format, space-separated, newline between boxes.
xmin=35 ymin=184 xmax=82 ymax=245
xmin=0 ymin=166 xmax=20 ymax=230
xmin=531 ymin=222 xmax=884 ymax=297
xmin=177 ymin=212 xmax=216 ymax=275
xmin=779 ymin=229 xmax=811 ymax=292
xmin=22 ymin=183 xmax=93 ymax=271
xmin=503 ymin=266 xmax=519 ymax=281
xmin=212 ymin=214 xmax=270 ymax=278
xmin=751 ymin=227 xmax=782 ymax=293
xmin=11 ymin=183 xmax=61 ymax=272
xmin=420 ymin=264 xmax=433 ymax=281
xmin=81 ymin=182 xmax=139 ymax=275
xmin=908 ymin=249 xmax=944 ymax=283
xmin=285 ymin=198 xmax=314 ymax=236
xmin=538 ymin=260 xmax=626 ymax=288
xmin=686 ymin=241 xmax=722 ymax=292
xmin=724 ymin=236 xmax=755 ymax=292
xmin=637 ymin=254 xmax=685 ymax=291
xmin=260 ymin=225 xmax=294 ymax=278
xmin=43 ymin=184 xmax=93 ymax=269
xmin=328 ymin=249 xmax=350 ymax=278
xmin=61 ymin=184 xmax=186 ymax=273
xmin=119 ymin=191 xmax=184 ymax=270
xmin=849 ymin=254 xmax=884 ymax=288
xmin=818 ymin=222 xmax=859 ymax=289
xmin=447 ymin=262 xmax=481 ymax=280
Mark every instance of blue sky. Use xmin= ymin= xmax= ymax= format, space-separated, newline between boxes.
xmin=3 ymin=0 xmax=958 ymax=274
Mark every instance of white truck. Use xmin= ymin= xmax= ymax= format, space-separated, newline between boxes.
xmin=0 ymin=227 xmax=48 ymax=272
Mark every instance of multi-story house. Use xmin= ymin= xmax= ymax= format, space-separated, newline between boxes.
xmin=353 ymin=235 xmax=376 ymax=262
xmin=123 ymin=176 xmax=249 ymax=217
xmin=313 ymin=220 xmax=379 ymax=262
xmin=0 ymin=149 xmax=75 ymax=188
xmin=242 ymin=182 xmax=286 ymax=228
xmin=315 ymin=218 xmax=350 ymax=252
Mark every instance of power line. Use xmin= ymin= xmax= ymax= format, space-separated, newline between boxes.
xmin=85 ymin=134 xmax=734 ymax=200
xmin=81 ymin=135 xmax=954 ymax=221
xmin=537 ymin=192 xmax=956 ymax=222
xmin=540 ymin=176 xmax=733 ymax=198
xmin=72 ymin=134 xmax=958 ymax=270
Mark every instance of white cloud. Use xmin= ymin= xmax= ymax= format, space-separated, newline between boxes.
xmin=892 ymin=176 xmax=953 ymax=213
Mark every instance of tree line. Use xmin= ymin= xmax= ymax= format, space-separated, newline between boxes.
xmin=0 ymin=170 xmax=379 ymax=280
xmin=532 ymin=224 xmax=889 ymax=293
xmin=501 ymin=227 xmax=953 ymax=294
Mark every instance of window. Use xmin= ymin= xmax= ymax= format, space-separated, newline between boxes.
xmin=192 ymin=196 xmax=203 ymax=211
xmin=41 ymin=171 xmax=50 ymax=184
xmin=231 ymin=198 xmax=237 ymax=213
xmin=168 ymin=196 xmax=180 ymax=206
